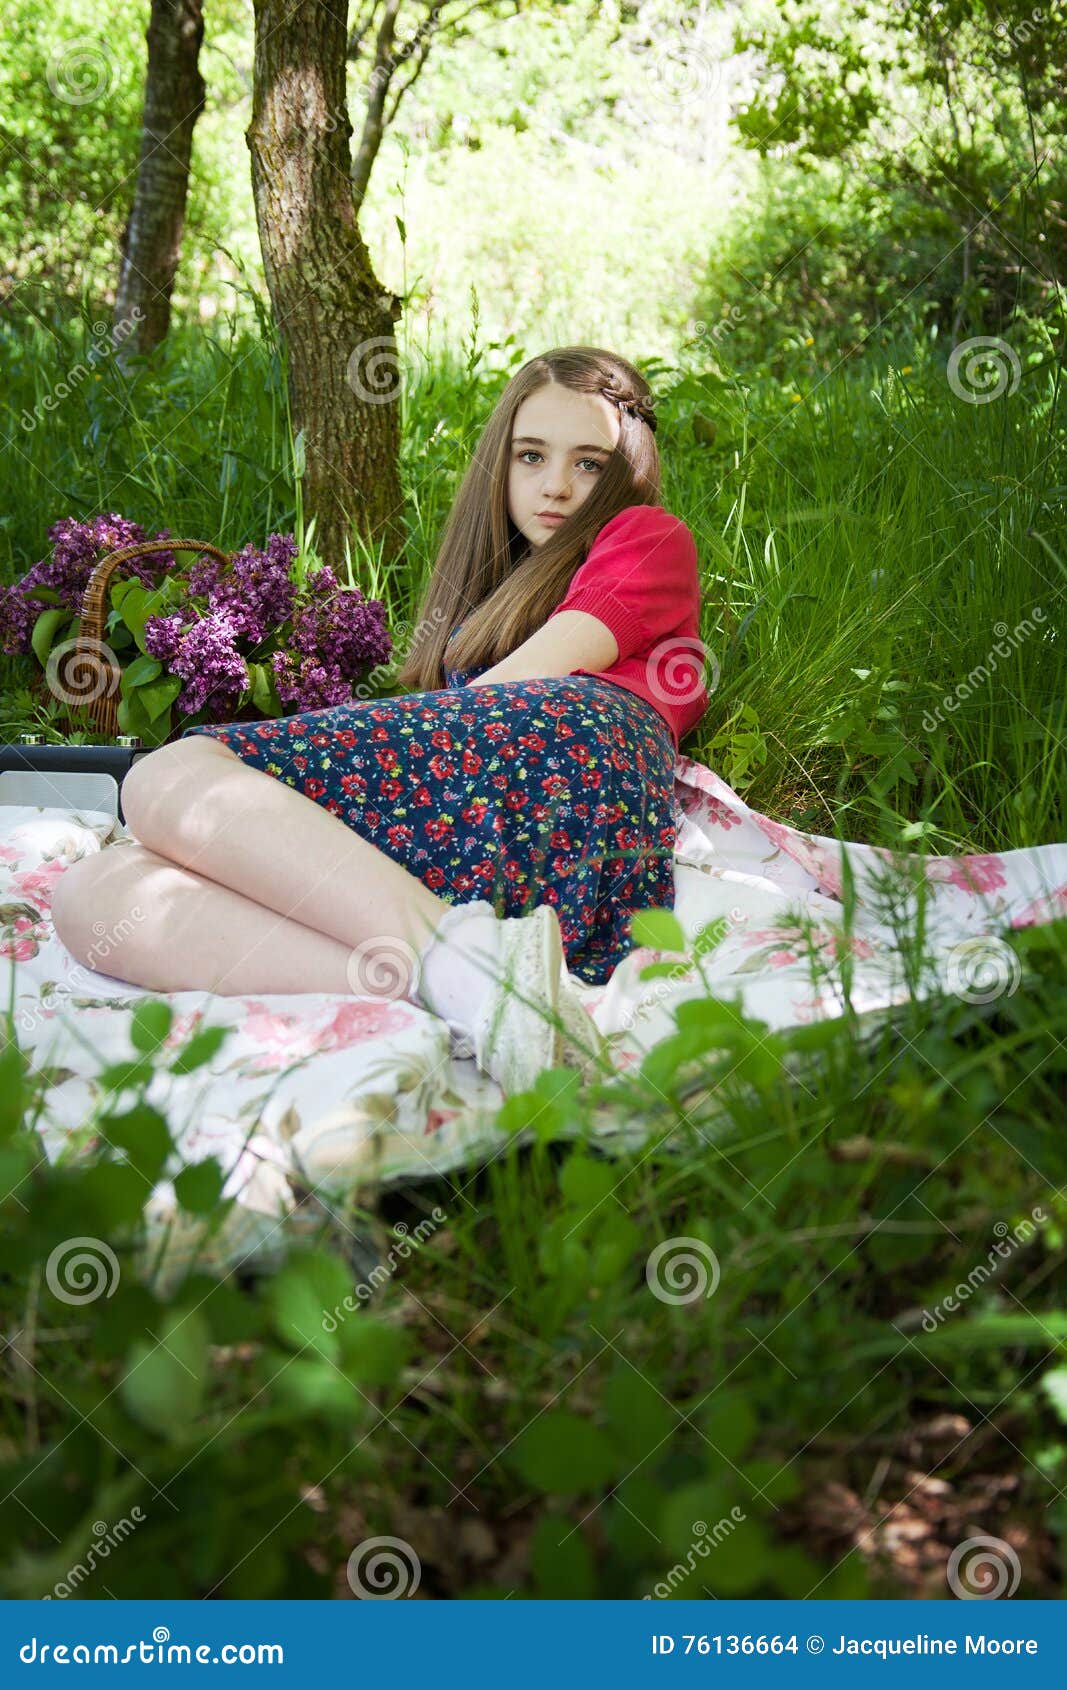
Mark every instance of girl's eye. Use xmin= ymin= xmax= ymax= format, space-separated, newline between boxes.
xmin=516 ymin=450 xmax=604 ymax=473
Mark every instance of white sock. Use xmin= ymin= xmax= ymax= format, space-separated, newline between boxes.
xmin=412 ymin=899 xmax=505 ymax=1057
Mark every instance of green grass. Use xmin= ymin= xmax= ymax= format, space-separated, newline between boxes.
xmin=2 ymin=258 xmax=1066 ymax=1604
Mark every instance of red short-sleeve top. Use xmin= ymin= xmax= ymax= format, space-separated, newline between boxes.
xmin=546 ymin=502 xmax=708 ymax=750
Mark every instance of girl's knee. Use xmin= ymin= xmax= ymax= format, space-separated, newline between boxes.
xmin=120 ymin=738 xmax=222 ymax=843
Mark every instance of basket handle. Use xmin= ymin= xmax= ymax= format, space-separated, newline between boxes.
xmin=57 ymin=539 xmax=230 ymax=737
xmin=78 ymin=539 xmax=230 ymax=641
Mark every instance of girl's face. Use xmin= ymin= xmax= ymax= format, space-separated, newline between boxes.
xmin=507 ymin=382 xmax=621 ymax=547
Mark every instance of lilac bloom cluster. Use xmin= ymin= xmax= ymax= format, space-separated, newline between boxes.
xmin=0 ymin=514 xmax=175 ymax=655
xmin=271 ymin=564 xmax=393 ymax=711
xmin=142 ymin=537 xmax=392 ymax=721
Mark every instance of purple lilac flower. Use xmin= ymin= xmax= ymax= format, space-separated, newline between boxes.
xmin=0 ymin=514 xmax=175 ymax=655
xmin=290 ymin=566 xmax=393 ymax=676
xmin=165 ymin=610 xmax=250 ymax=717
xmin=271 ymin=651 xmax=355 ymax=712
xmin=185 ymin=533 xmax=298 ymax=643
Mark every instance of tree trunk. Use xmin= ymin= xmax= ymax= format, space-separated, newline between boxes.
xmin=249 ymin=0 xmax=406 ymax=569
xmin=114 ymin=0 xmax=206 ymax=360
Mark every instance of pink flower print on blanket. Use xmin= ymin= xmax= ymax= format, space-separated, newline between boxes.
xmin=924 ymin=853 xmax=1008 ymax=896
xmin=237 ymin=996 xmax=421 ymax=1072
xmin=739 ymin=921 xmax=877 ymax=971
xmin=1011 ymin=882 xmax=1067 ymax=928
xmin=1 ymin=910 xmax=50 ymax=962
xmin=677 ymin=783 xmax=743 ymax=831
xmin=11 ymin=860 xmax=68 ymax=915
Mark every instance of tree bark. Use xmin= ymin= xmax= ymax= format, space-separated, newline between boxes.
xmin=249 ymin=0 xmax=406 ymax=569
xmin=114 ymin=0 xmax=206 ymax=360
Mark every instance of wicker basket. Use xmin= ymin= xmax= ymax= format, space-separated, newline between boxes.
xmin=37 ymin=538 xmax=230 ymax=738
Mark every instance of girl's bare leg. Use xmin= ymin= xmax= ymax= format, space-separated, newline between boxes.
xmin=52 ymin=841 xmax=373 ymax=997
xmin=52 ymin=735 xmax=455 ymax=998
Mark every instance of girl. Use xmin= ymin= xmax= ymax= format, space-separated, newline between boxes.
xmin=52 ymin=346 xmax=710 ymax=1094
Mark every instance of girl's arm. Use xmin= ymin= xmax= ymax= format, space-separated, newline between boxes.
xmin=466 ymin=610 xmax=619 ymax=687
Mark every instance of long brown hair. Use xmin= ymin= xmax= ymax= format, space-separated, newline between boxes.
xmin=395 ymin=346 xmax=661 ymax=692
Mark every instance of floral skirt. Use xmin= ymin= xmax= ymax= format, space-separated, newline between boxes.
xmin=179 ymin=673 xmax=678 ymax=984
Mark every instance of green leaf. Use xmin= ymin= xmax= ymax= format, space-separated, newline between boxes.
xmin=337 ymin=1315 xmax=411 ymax=1387
xmin=136 ymin=675 xmax=183 ymax=724
xmin=269 ymin=1250 xmax=355 ymax=1361
xmin=169 ymin=1025 xmax=230 ymax=1074
xmin=0 ymin=1043 xmax=26 ymax=1143
xmin=116 ymin=692 xmax=154 ymax=740
xmin=700 ymin=1392 xmax=759 ymax=1463
xmin=273 ymin=1355 xmax=368 ymax=1422
xmin=1039 ymin=1365 xmax=1067 ymax=1424
xmin=630 ymin=908 xmax=687 ymax=952
xmin=130 ymin=999 xmax=173 ymax=1055
xmin=249 ymin=661 xmax=275 ymax=714
xmin=603 ymin=1367 xmax=676 ymax=1464
xmin=173 ymin=1158 xmax=226 ymax=1215
xmin=101 ymin=1103 xmax=173 ymax=1183
xmin=30 ymin=607 xmax=74 ymax=668
xmin=113 ymin=585 xmax=169 ymax=653
xmin=122 ymin=653 xmax=162 ymax=687
xmin=529 ymin=1513 xmax=595 ymax=1598
xmin=559 ymin=1153 xmax=616 ymax=1209
xmin=512 ymin=1411 xmax=620 ymax=1495
xmin=120 ymin=1306 xmax=209 ymax=1439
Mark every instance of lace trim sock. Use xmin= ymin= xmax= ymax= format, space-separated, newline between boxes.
xmin=411 ymin=899 xmax=505 ymax=1058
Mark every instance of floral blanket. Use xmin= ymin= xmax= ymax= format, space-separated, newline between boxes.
xmin=4 ymin=756 xmax=1065 ymax=1292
